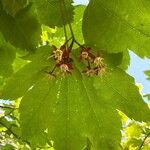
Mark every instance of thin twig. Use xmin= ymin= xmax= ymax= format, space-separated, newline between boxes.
xmin=87 ymin=61 xmax=91 ymax=68
xmin=59 ymin=0 xmax=68 ymax=46
xmin=0 ymin=109 xmax=31 ymax=147
xmin=68 ymin=39 xmax=74 ymax=52
xmin=0 ymin=121 xmax=18 ymax=139
xmin=64 ymin=36 xmax=72 ymax=45
xmin=59 ymin=0 xmax=85 ymax=49
xmin=68 ymin=22 xmax=75 ymax=39
xmin=62 ymin=0 xmax=75 ymax=39
xmin=63 ymin=25 xmax=68 ymax=44
xmin=74 ymin=39 xmax=86 ymax=49
xmin=0 ymin=120 xmax=32 ymax=147
xmin=139 ymin=132 xmax=150 ymax=150
xmin=0 ymin=105 xmax=18 ymax=110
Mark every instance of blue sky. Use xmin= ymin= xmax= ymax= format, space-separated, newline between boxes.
xmin=75 ymin=0 xmax=150 ymax=95
xmin=128 ymin=52 xmax=150 ymax=94
xmin=74 ymin=0 xmax=89 ymax=5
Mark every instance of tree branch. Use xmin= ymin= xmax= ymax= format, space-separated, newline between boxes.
xmin=139 ymin=132 xmax=150 ymax=150
xmin=0 ymin=121 xmax=18 ymax=139
xmin=0 ymin=105 xmax=18 ymax=110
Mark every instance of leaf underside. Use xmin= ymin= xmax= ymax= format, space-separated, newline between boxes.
xmin=31 ymin=0 xmax=74 ymax=28
xmin=0 ymin=33 xmax=16 ymax=77
xmin=0 ymin=1 xmax=150 ymax=150
xmin=1 ymin=46 xmax=150 ymax=150
xmin=83 ymin=0 xmax=150 ymax=58
xmin=1 ymin=0 xmax=28 ymax=16
xmin=0 ymin=2 xmax=41 ymax=50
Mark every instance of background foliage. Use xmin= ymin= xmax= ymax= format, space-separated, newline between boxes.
xmin=0 ymin=0 xmax=150 ymax=150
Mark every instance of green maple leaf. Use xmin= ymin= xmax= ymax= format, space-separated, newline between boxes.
xmin=31 ymin=0 xmax=74 ymax=27
xmin=0 ymin=33 xmax=16 ymax=77
xmin=1 ymin=46 xmax=51 ymax=100
xmin=1 ymin=46 xmax=150 ymax=150
xmin=20 ymin=68 xmax=150 ymax=150
xmin=0 ymin=2 xmax=150 ymax=149
xmin=145 ymin=70 xmax=150 ymax=80
xmin=0 ymin=2 xmax=41 ymax=50
xmin=1 ymin=0 xmax=28 ymax=16
xmin=144 ymin=70 xmax=150 ymax=100
xmin=19 ymin=73 xmax=122 ymax=149
xmin=82 ymin=0 xmax=150 ymax=58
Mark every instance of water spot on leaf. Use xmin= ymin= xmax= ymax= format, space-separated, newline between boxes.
xmin=44 ymin=128 xmax=48 ymax=134
xmin=52 ymin=108 xmax=56 ymax=113
xmin=57 ymin=91 xmax=60 ymax=99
